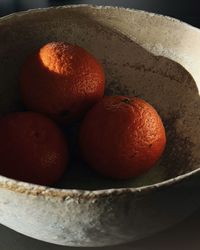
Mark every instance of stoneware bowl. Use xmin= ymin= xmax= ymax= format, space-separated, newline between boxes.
xmin=0 ymin=5 xmax=200 ymax=247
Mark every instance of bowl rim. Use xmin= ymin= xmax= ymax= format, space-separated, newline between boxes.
xmin=0 ymin=4 xmax=200 ymax=198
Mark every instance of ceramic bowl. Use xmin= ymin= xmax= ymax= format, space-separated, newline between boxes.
xmin=0 ymin=5 xmax=200 ymax=247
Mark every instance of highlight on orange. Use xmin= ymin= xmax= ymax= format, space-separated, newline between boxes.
xmin=20 ymin=42 xmax=105 ymax=124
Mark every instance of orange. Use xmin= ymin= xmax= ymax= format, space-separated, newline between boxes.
xmin=80 ymin=96 xmax=166 ymax=179
xmin=20 ymin=42 xmax=105 ymax=124
xmin=0 ymin=112 xmax=68 ymax=185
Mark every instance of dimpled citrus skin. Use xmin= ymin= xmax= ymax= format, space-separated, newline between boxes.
xmin=20 ymin=42 xmax=105 ymax=124
xmin=0 ymin=112 xmax=68 ymax=185
xmin=80 ymin=96 xmax=166 ymax=179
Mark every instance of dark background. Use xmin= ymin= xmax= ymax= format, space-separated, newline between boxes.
xmin=0 ymin=0 xmax=200 ymax=28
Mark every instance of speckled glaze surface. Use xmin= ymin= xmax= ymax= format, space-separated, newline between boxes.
xmin=0 ymin=5 xmax=200 ymax=247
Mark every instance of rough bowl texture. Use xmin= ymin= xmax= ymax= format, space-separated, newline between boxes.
xmin=0 ymin=5 xmax=200 ymax=247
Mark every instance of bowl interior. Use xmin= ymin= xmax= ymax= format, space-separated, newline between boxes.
xmin=0 ymin=7 xmax=200 ymax=190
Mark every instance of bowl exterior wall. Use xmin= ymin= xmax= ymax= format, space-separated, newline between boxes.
xmin=0 ymin=5 xmax=200 ymax=246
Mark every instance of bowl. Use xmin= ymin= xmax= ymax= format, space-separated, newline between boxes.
xmin=0 ymin=5 xmax=200 ymax=247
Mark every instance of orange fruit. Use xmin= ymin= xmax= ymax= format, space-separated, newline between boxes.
xmin=80 ymin=96 xmax=166 ymax=179
xmin=20 ymin=42 xmax=105 ymax=124
xmin=0 ymin=112 xmax=68 ymax=185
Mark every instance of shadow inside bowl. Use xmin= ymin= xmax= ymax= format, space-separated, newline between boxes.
xmin=0 ymin=8 xmax=200 ymax=190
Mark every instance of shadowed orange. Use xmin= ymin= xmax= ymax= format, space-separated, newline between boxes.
xmin=0 ymin=112 xmax=69 ymax=185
